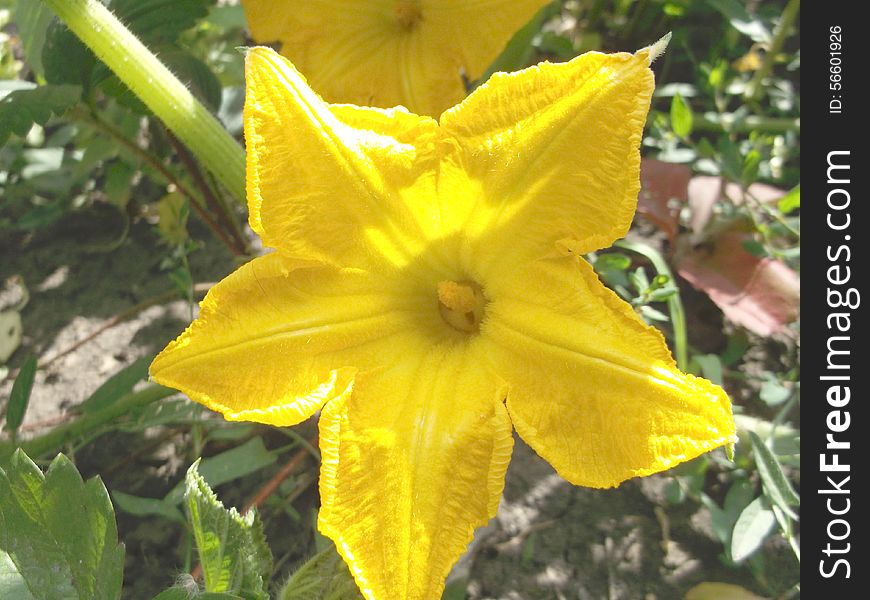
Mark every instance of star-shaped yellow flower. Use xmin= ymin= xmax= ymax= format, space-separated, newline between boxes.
xmin=240 ymin=0 xmax=550 ymax=116
xmin=150 ymin=47 xmax=736 ymax=599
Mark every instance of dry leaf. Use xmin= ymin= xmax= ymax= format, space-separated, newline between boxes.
xmin=688 ymin=176 xmax=786 ymax=239
xmin=676 ymin=229 xmax=799 ymax=336
xmin=638 ymin=158 xmax=691 ymax=241
xmin=685 ymin=582 xmax=768 ymax=600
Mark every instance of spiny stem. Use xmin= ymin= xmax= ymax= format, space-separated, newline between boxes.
xmin=0 ymin=384 xmax=176 ymax=461
xmin=40 ymin=0 xmax=246 ymax=204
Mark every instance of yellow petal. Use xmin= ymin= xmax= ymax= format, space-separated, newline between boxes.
xmin=481 ymin=256 xmax=736 ymax=488
xmin=441 ymin=49 xmax=655 ymax=276
xmin=244 ymin=47 xmax=438 ymax=268
xmin=242 ymin=0 xmax=549 ymax=116
xmin=318 ymin=341 xmax=513 ymax=600
xmin=149 ymin=253 xmax=413 ymax=426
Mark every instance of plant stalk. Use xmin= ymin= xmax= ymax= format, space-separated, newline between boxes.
xmin=0 ymin=384 xmax=176 ymax=461
xmin=40 ymin=0 xmax=246 ymax=204
xmin=744 ymin=0 xmax=801 ymax=103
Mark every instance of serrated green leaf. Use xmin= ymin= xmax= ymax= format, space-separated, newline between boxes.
xmin=0 ymin=450 xmax=125 ymax=599
xmin=5 ymin=355 xmax=37 ymax=434
xmin=749 ymin=431 xmax=799 ymax=519
xmin=79 ymin=357 xmax=152 ymax=414
xmin=730 ymin=496 xmax=776 ymax=563
xmin=778 ymin=184 xmax=800 ymax=214
xmin=280 ymin=545 xmax=363 ymax=600
xmin=670 ymin=93 xmax=693 ymax=138
xmin=165 ymin=437 xmax=277 ymax=504
xmin=184 ymin=461 xmax=272 ymax=599
xmin=0 ymin=84 xmax=81 ymax=145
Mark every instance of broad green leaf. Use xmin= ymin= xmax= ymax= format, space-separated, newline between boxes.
xmin=670 ymin=93 xmax=693 ymax=138
xmin=42 ymin=19 xmax=96 ymax=89
xmin=280 ymin=545 xmax=363 ymax=600
xmin=778 ymin=184 xmax=800 ymax=214
xmin=13 ymin=0 xmax=54 ymax=76
xmin=0 ymin=549 xmax=36 ymax=600
xmin=730 ymin=496 xmax=775 ymax=563
xmin=4 ymin=355 xmax=37 ymax=434
xmin=0 ymin=84 xmax=81 ymax=145
xmin=165 ymin=437 xmax=277 ymax=504
xmin=159 ymin=49 xmax=223 ymax=112
xmin=749 ymin=431 xmax=799 ymax=518
xmin=79 ymin=357 xmax=152 ymax=413
xmin=111 ymin=490 xmax=185 ymax=524
xmin=0 ymin=450 xmax=125 ymax=599
xmin=112 ymin=0 xmax=213 ymax=44
xmin=184 ymin=461 xmax=272 ymax=599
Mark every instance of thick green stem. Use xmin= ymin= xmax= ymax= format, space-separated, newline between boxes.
xmin=41 ymin=0 xmax=246 ymax=204
xmin=745 ymin=0 xmax=801 ymax=103
xmin=614 ymin=239 xmax=688 ymax=371
xmin=0 ymin=384 xmax=176 ymax=461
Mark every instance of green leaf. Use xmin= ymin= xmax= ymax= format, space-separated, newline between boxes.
xmin=0 ymin=450 xmax=125 ymax=599
xmin=778 ymin=183 xmax=800 ymax=214
xmin=184 ymin=461 xmax=272 ymax=598
xmin=4 ymin=355 xmax=37 ymax=434
xmin=165 ymin=437 xmax=277 ymax=503
xmin=111 ymin=490 xmax=186 ymax=524
xmin=13 ymin=0 xmax=54 ymax=76
xmin=279 ymin=545 xmax=363 ymax=600
xmin=112 ymin=0 xmax=213 ymax=44
xmin=0 ymin=84 xmax=82 ymax=145
xmin=79 ymin=357 xmax=152 ymax=414
xmin=594 ymin=252 xmax=632 ymax=272
xmin=42 ymin=18 xmax=97 ymax=89
xmin=692 ymin=354 xmax=723 ymax=386
xmin=670 ymin=93 xmax=693 ymax=138
xmin=749 ymin=431 xmax=799 ymax=518
xmin=730 ymin=496 xmax=776 ymax=563
xmin=160 ymin=49 xmax=223 ymax=112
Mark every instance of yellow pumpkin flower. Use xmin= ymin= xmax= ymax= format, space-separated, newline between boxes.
xmin=150 ymin=46 xmax=736 ymax=599
xmin=240 ymin=0 xmax=551 ymax=116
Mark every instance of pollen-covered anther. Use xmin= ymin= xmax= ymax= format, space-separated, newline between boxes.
xmin=394 ymin=1 xmax=423 ymax=30
xmin=437 ymin=280 xmax=486 ymax=333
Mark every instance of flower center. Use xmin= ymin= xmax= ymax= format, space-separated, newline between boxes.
xmin=395 ymin=1 xmax=423 ymax=30
xmin=437 ymin=280 xmax=486 ymax=333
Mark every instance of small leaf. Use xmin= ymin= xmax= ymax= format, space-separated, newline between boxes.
xmin=279 ymin=545 xmax=363 ymax=600
xmin=79 ymin=357 xmax=152 ymax=414
xmin=42 ymin=19 xmax=96 ymax=89
xmin=185 ymin=461 xmax=272 ymax=598
xmin=0 ymin=84 xmax=82 ymax=145
xmin=730 ymin=496 xmax=776 ymax=563
xmin=670 ymin=93 xmax=693 ymax=138
xmin=759 ymin=379 xmax=791 ymax=406
xmin=0 ymin=450 xmax=125 ymax=599
xmin=749 ymin=431 xmax=799 ymax=518
xmin=5 ymin=355 xmax=37 ymax=434
xmin=778 ymin=184 xmax=800 ymax=214
xmin=692 ymin=354 xmax=723 ymax=386
xmin=111 ymin=490 xmax=186 ymax=524
xmin=593 ymin=252 xmax=632 ymax=272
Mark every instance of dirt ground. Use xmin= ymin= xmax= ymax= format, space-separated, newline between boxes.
xmin=1 ymin=216 xmax=787 ymax=599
